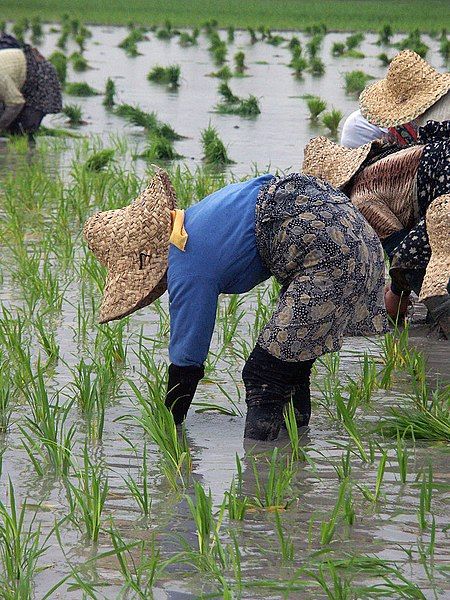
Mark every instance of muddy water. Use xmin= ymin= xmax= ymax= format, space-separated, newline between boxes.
xmin=0 ymin=24 xmax=449 ymax=599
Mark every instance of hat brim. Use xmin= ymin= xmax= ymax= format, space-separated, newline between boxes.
xmin=360 ymin=72 xmax=450 ymax=127
xmin=302 ymin=136 xmax=376 ymax=189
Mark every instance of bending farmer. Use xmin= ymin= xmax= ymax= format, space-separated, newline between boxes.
xmin=0 ymin=33 xmax=62 ymax=135
xmin=84 ymin=169 xmax=387 ymax=441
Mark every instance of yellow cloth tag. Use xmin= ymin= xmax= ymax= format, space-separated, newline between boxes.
xmin=169 ymin=209 xmax=188 ymax=251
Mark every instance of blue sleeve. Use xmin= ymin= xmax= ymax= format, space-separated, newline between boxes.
xmin=168 ymin=275 xmax=219 ymax=367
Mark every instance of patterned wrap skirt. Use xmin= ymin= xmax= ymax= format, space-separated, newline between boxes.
xmin=255 ymin=174 xmax=388 ymax=362
xmin=22 ymin=46 xmax=62 ymax=114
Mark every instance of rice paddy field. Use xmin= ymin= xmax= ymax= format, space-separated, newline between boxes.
xmin=0 ymin=16 xmax=449 ymax=600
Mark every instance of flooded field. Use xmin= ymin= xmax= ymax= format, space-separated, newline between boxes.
xmin=0 ymin=22 xmax=449 ymax=599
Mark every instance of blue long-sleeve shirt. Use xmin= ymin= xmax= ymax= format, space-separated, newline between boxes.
xmin=168 ymin=174 xmax=273 ymax=367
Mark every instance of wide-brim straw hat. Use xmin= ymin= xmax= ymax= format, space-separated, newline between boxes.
xmin=419 ymin=194 xmax=450 ymax=302
xmin=302 ymin=136 xmax=377 ymax=189
xmin=360 ymin=50 xmax=450 ymax=127
xmin=83 ymin=168 xmax=177 ymax=323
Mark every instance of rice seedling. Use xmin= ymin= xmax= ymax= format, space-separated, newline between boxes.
xmin=306 ymin=34 xmax=324 ymax=59
xmin=34 ymin=314 xmax=60 ymax=362
xmin=66 ymin=445 xmax=109 ymax=543
xmin=344 ymin=70 xmax=373 ymax=95
xmin=31 ymin=16 xmax=43 ymax=44
xmin=395 ymin=429 xmax=409 ymax=484
xmin=378 ymin=52 xmax=391 ymax=66
xmin=65 ymin=82 xmax=100 ymax=96
xmin=222 ymin=476 xmax=249 ymax=521
xmin=267 ymin=33 xmax=285 ymax=46
xmin=114 ymin=103 xmax=183 ymax=139
xmin=290 ymin=54 xmax=308 ymax=78
xmin=218 ymin=82 xmax=240 ymax=104
xmin=103 ymin=77 xmax=116 ymax=108
xmin=345 ymin=352 xmax=378 ymax=404
xmin=156 ymin=21 xmax=175 ymax=40
xmin=118 ymin=28 xmax=145 ymax=56
xmin=377 ymin=24 xmax=393 ymax=45
xmin=274 ymin=511 xmax=294 ymax=562
xmin=322 ymin=108 xmax=343 ymax=136
xmin=440 ymin=35 xmax=450 ymax=61
xmin=131 ymin=378 xmax=192 ymax=489
xmin=213 ymin=42 xmax=228 ymax=65
xmin=123 ymin=443 xmax=152 ymax=518
xmin=249 ymin=448 xmax=295 ymax=510
xmin=320 ymin=478 xmax=348 ymax=545
xmin=345 ymin=32 xmax=364 ymax=50
xmin=210 ymin=65 xmax=233 ymax=79
xmin=0 ymin=480 xmax=50 ymax=597
xmin=227 ymin=25 xmax=235 ymax=43
xmin=84 ymin=148 xmax=115 ymax=171
xmin=247 ymin=27 xmax=257 ymax=44
xmin=70 ymin=51 xmax=89 ymax=71
xmin=137 ymin=133 xmax=182 ymax=161
xmin=215 ymin=85 xmax=261 ymax=117
xmin=147 ymin=64 xmax=181 ymax=89
xmin=62 ymin=103 xmax=85 ymax=125
xmin=49 ymin=51 xmax=67 ymax=86
xmin=0 ymin=361 xmax=14 ymax=433
xmin=186 ymin=481 xmax=223 ymax=555
xmin=357 ymin=448 xmax=387 ymax=503
xmin=234 ymin=51 xmax=247 ymax=74
xmin=201 ymin=123 xmax=234 ymax=165
xmin=12 ymin=20 xmax=27 ymax=43
xmin=395 ymin=29 xmax=429 ymax=58
xmin=417 ymin=465 xmax=433 ymax=530
xmin=308 ymin=57 xmax=325 ymax=75
xmin=332 ymin=42 xmax=346 ymax=56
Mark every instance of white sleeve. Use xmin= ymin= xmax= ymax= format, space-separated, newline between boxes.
xmin=340 ymin=110 xmax=387 ymax=148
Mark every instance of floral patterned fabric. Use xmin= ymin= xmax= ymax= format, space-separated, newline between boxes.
xmin=390 ymin=120 xmax=450 ymax=292
xmin=255 ymin=174 xmax=388 ymax=362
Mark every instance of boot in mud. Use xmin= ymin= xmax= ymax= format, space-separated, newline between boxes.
xmin=244 ymin=402 xmax=284 ymax=441
xmin=290 ymin=382 xmax=311 ymax=427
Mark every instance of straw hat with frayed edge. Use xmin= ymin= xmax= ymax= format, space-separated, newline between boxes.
xmin=360 ymin=50 xmax=450 ymax=127
xmin=419 ymin=194 xmax=450 ymax=302
xmin=302 ymin=136 xmax=377 ymax=189
xmin=83 ymin=167 xmax=177 ymax=324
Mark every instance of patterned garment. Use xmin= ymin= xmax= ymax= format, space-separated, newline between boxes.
xmin=390 ymin=121 xmax=450 ymax=292
xmin=349 ymin=145 xmax=424 ymax=239
xmin=255 ymin=174 xmax=388 ymax=362
xmin=21 ymin=46 xmax=62 ymax=114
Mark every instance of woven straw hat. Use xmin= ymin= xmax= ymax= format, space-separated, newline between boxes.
xmin=360 ymin=50 xmax=450 ymax=127
xmin=302 ymin=136 xmax=377 ymax=189
xmin=419 ymin=195 xmax=450 ymax=302
xmin=83 ymin=168 xmax=177 ymax=323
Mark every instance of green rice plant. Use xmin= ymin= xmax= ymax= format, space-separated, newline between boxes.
xmin=320 ymin=478 xmax=347 ymax=545
xmin=395 ymin=429 xmax=409 ymax=484
xmin=123 ymin=443 xmax=152 ymax=518
xmin=377 ymin=24 xmax=393 ymax=45
xmin=84 ymin=148 xmax=115 ymax=171
xmin=249 ymin=448 xmax=295 ymax=510
xmin=137 ymin=133 xmax=182 ymax=161
xmin=65 ymin=82 xmax=100 ymax=96
xmin=201 ymin=124 xmax=234 ymax=165
xmin=345 ymin=352 xmax=378 ymax=405
xmin=222 ymin=477 xmax=248 ymax=521
xmin=440 ymin=35 xmax=450 ymax=61
xmin=247 ymin=27 xmax=257 ymax=44
xmin=218 ymin=81 xmax=240 ymax=104
xmin=147 ymin=64 xmax=181 ymax=89
xmin=56 ymin=30 xmax=69 ymax=50
xmin=12 ymin=20 xmax=27 ymax=43
xmin=70 ymin=51 xmax=89 ymax=71
xmin=19 ymin=395 xmax=75 ymax=477
xmin=31 ymin=16 xmax=43 ymax=43
xmin=178 ymin=30 xmax=198 ymax=46
xmin=62 ymin=103 xmax=84 ymax=125
xmin=307 ymin=57 xmax=324 ymax=76
xmin=274 ymin=511 xmax=294 ymax=562
xmin=417 ymin=465 xmax=433 ymax=530
xmin=267 ymin=33 xmax=285 ymax=46
xmin=357 ymin=448 xmax=387 ymax=503
xmin=346 ymin=32 xmax=364 ymax=50
xmin=103 ymin=77 xmax=116 ymax=108
xmin=378 ymin=52 xmax=391 ymax=66
xmin=34 ymin=314 xmax=60 ymax=361
xmin=234 ymin=51 xmax=247 ymax=74
xmin=0 ymin=361 xmax=14 ymax=433
xmin=210 ymin=65 xmax=233 ymax=79
xmin=306 ymin=34 xmax=323 ymax=59
xmin=114 ymin=103 xmax=182 ymax=139
xmin=332 ymin=42 xmax=345 ymax=56
xmin=131 ymin=378 xmax=192 ymax=489
xmin=186 ymin=481 xmax=223 ymax=555
xmin=0 ymin=21 xmax=6 ymax=34
xmin=283 ymin=401 xmax=301 ymax=461
xmin=156 ymin=21 xmax=174 ymax=40
xmin=227 ymin=25 xmax=235 ymax=43
xmin=0 ymin=480 xmax=49 ymax=597
xmin=377 ymin=325 xmax=411 ymax=387
xmin=290 ymin=54 xmax=308 ymax=78
xmin=322 ymin=108 xmax=343 ymax=136
xmin=118 ymin=28 xmax=145 ymax=56
xmin=333 ymin=446 xmax=352 ymax=481
xmin=395 ymin=29 xmax=429 ymax=57
xmin=288 ymin=36 xmax=301 ymax=50
xmin=48 ymin=51 xmax=67 ymax=86
xmin=66 ymin=445 xmax=109 ymax=543
xmin=344 ymin=70 xmax=373 ymax=95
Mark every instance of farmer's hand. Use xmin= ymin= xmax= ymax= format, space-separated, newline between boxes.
xmin=384 ymin=284 xmax=410 ymax=320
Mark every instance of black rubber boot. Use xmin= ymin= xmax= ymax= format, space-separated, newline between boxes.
xmin=244 ymin=402 xmax=285 ymax=441
xmin=165 ymin=364 xmax=204 ymax=424
xmin=291 ymin=382 xmax=312 ymax=427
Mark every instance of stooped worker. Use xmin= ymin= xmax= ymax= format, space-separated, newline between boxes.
xmin=84 ymin=168 xmax=388 ymax=441
xmin=340 ymin=50 xmax=450 ymax=148
xmin=0 ymin=33 xmax=62 ymax=135
xmin=302 ymin=120 xmax=449 ymax=337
